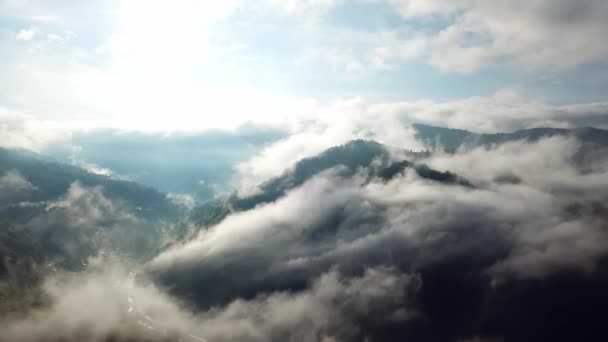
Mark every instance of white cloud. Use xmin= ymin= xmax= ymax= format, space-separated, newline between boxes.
xmin=150 ymin=170 xmax=361 ymax=269
xmin=1 ymin=261 xmax=418 ymax=342
xmin=43 ymin=182 xmax=136 ymax=226
xmin=234 ymin=90 xmax=608 ymax=191
xmin=1 ymin=2 xmax=607 ymax=154
xmin=166 ymin=193 xmax=196 ymax=209
xmin=372 ymin=89 xmax=608 ymax=132
xmin=0 ymin=106 xmax=69 ymax=151
xmin=195 ymin=266 xmax=419 ymax=341
xmin=379 ymin=0 xmax=608 ymax=72
xmin=16 ymin=26 xmax=38 ymax=40
xmin=234 ymin=98 xmax=422 ymax=192
xmin=0 ymin=263 xmax=200 ymax=341
xmin=423 ymin=137 xmax=608 ymax=278
xmin=151 ymin=133 xmax=608 ymax=289
xmin=0 ymin=169 xmax=37 ymax=195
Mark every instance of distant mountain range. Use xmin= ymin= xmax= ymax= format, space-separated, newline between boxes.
xmin=0 ymin=147 xmax=181 ymax=221
xmin=413 ymin=123 xmax=608 ymax=152
xmin=189 ymin=124 xmax=608 ymax=229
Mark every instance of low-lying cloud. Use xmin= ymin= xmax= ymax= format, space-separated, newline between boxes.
xmin=0 ymin=169 xmax=37 ymax=202
xmin=1 ymin=261 xmax=419 ymax=342
xmin=148 ymin=134 xmax=608 ymax=341
xmin=235 ymin=91 xmax=608 ymax=192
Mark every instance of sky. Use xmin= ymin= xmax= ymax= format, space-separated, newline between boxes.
xmin=2 ymin=3 xmax=608 ymax=340
xmin=2 ymin=0 xmax=608 ymax=142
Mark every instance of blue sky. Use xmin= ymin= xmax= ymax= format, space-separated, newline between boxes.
xmin=1 ymin=0 xmax=608 ymax=144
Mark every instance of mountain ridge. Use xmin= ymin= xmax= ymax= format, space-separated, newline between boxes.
xmin=413 ymin=123 xmax=608 ymax=152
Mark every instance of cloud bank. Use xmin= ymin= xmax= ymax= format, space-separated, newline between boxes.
xmin=145 ymin=134 xmax=608 ymax=341
xmin=1 ymin=261 xmax=419 ymax=342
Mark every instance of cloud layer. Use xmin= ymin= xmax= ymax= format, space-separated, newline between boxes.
xmin=145 ymin=134 xmax=608 ymax=341
xmin=1 ymin=261 xmax=419 ymax=342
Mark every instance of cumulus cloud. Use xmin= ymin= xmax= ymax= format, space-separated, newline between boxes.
xmin=16 ymin=26 xmax=38 ymax=41
xmin=378 ymin=0 xmax=608 ymax=72
xmin=426 ymin=137 xmax=608 ymax=278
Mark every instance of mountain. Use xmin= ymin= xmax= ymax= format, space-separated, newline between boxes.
xmin=146 ymin=127 xmax=608 ymax=342
xmin=231 ymin=139 xmax=469 ymax=211
xmin=0 ymin=147 xmax=181 ymax=221
xmin=0 ymin=147 xmax=194 ymax=316
xmin=2 ymin=127 xmax=608 ymax=342
xmin=190 ymin=139 xmax=468 ymax=228
xmin=0 ymin=148 xmax=188 ymax=301
xmin=413 ymin=123 xmax=608 ymax=152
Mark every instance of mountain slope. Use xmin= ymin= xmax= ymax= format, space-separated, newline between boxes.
xmin=0 ymin=147 xmax=189 ymax=280
xmin=0 ymin=147 xmax=181 ymax=221
xmin=191 ymin=139 xmax=468 ymax=228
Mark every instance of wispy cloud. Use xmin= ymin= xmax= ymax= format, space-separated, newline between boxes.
xmin=16 ymin=26 xmax=38 ymax=41
xmin=30 ymin=15 xmax=56 ymax=22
